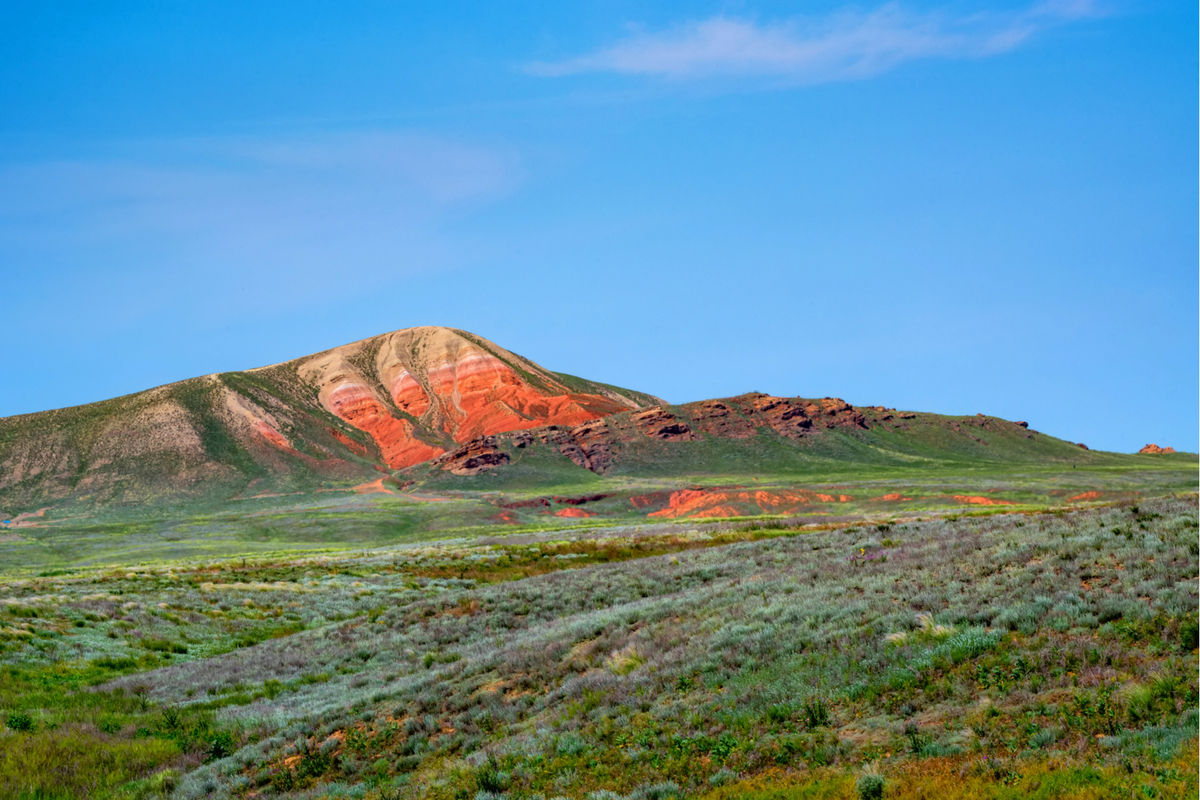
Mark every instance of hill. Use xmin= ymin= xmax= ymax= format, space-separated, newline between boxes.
xmin=413 ymin=391 xmax=1167 ymax=488
xmin=1 ymin=326 xmax=1192 ymax=524
xmin=0 ymin=326 xmax=659 ymax=514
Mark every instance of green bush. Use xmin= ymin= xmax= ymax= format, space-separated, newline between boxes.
xmin=802 ymin=698 xmax=831 ymax=728
xmin=206 ymin=730 xmax=236 ymax=761
xmin=475 ymin=756 xmax=509 ymax=793
xmin=5 ymin=711 xmax=33 ymax=731
xmin=857 ymin=773 xmax=885 ymax=800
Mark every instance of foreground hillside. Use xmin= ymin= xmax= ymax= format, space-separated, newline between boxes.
xmin=0 ymin=497 xmax=1195 ymax=798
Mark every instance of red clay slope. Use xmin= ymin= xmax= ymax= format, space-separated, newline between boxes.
xmin=294 ymin=326 xmax=655 ymax=469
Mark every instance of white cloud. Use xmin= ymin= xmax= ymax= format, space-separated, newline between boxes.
xmin=526 ymin=1 xmax=1101 ymax=83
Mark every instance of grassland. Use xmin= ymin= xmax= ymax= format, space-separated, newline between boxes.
xmin=3 ymin=452 xmax=1194 ymax=573
xmin=0 ymin=461 xmax=1195 ymax=799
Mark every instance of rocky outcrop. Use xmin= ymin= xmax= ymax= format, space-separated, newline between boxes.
xmin=680 ymin=393 xmax=867 ymax=440
xmin=632 ymin=408 xmax=696 ymax=441
xmin=436 ymin=437 xmax=511 ymax=476
xmin=689 ymin=400 xmax=758 ymax=438
xmin=548 ymin=420 xmax=618 ymax=473
xmin=432 ymin=392 xmax=879 ymax=478
xmin=1138 ymin=444 xmax=1177 ymax=455
xmin=800 ymin=397 xmax=867 ymax=429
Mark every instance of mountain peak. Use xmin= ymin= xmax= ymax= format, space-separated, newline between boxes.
xmin=290 ymin=326 xmax=652 ymax=468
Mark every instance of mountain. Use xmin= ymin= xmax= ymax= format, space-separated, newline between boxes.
xmin=0 ymin=326 xmax=659 ymax=513
xmin=1 ymin=325 xmax=1187 ymax=522
xmin=415 ymin=392 xmax=1131 ymax=487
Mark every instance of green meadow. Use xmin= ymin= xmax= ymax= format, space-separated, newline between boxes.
xmin=0 ymin=454 xmax=1195 ymax=799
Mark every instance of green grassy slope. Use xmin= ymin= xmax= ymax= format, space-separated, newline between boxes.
xmin=3 ymin=497 xmax=1191 ymax=799
xmin=0 ymin=370 xmax=379 ymax=514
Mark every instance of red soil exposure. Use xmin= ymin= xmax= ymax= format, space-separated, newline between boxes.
xmin=426 ymin=354 xmax=628 ymax=443
xmin=1138 ymin=443 xmax=1177 ymax=454
xmin=684 ymin=504 xmax=744 ymax=519
xmin=253 ymin=421 xmax=300 ymax=455
xmin=646 ymin=488 xmax=851 ymax=519
xmin=952 ymin=495 xmax=1014 ymax=506
xmin=328 ymin=428 xmax=371 ymax=459
xmin=12 ymin=507 xmax=48 ymax=525
xmin=875 ymin=493 xmax=912 ymax=502
xmin=1068 ymin=491 xmax=1103 ymax=501
xmin=352 ymin=478 xmax=395 ymax=495
xmin=629 ymin=491 xmax=675 ymax=510
xmin=326 ymin=382 xmax=444 ymax=469
xmin=389 ymin=369 xmax=431 ymax=417
xmin=554 ymin=507 xmax=593 ymax=518
xmin=251 ymin=421 xmax=361 ymax=476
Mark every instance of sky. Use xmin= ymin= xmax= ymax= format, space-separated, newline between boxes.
xmin=0 ymin=0 xmax=1195 ymax=453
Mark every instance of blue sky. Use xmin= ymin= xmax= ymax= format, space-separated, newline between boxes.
xmin=1 ymin=1 xmax=1195 ymax=452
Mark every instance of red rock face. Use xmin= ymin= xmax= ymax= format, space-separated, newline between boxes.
xmin=327 ymin=428 xmax=371 ymax=459
xmin=690 ymin=400 xmax=757 ymax=438
xmin=632 ymin=408 xmax=696 ymax=441
xmin=253 ymin=421 xmax=298 ymax=455
xmin=389 ymin=370 xmax=431 ymax=417
xmin=426 ymin=354 xmax=627 ymax=443
xmin=297 ymin=327 xmax=654 ymax=473
xmin=437 ymin=437 xmax=511 ymax=476
xmin=1138 ymin=443 xmax=1176 ymax=455
xmin=326 ymin=382 xmax=444 ymax=469
xmin=679 ymin=393 xmax=867 ymax=440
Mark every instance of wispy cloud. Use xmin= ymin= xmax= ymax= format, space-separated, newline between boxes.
xmin=0 ymin=132 xmax=521 ymax=320
xmin=526 ymin=0 xmax=1101 ymax=83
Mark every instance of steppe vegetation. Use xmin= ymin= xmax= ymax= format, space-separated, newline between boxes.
xmin=1 ymin=493 xmax=1195 ymax=799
